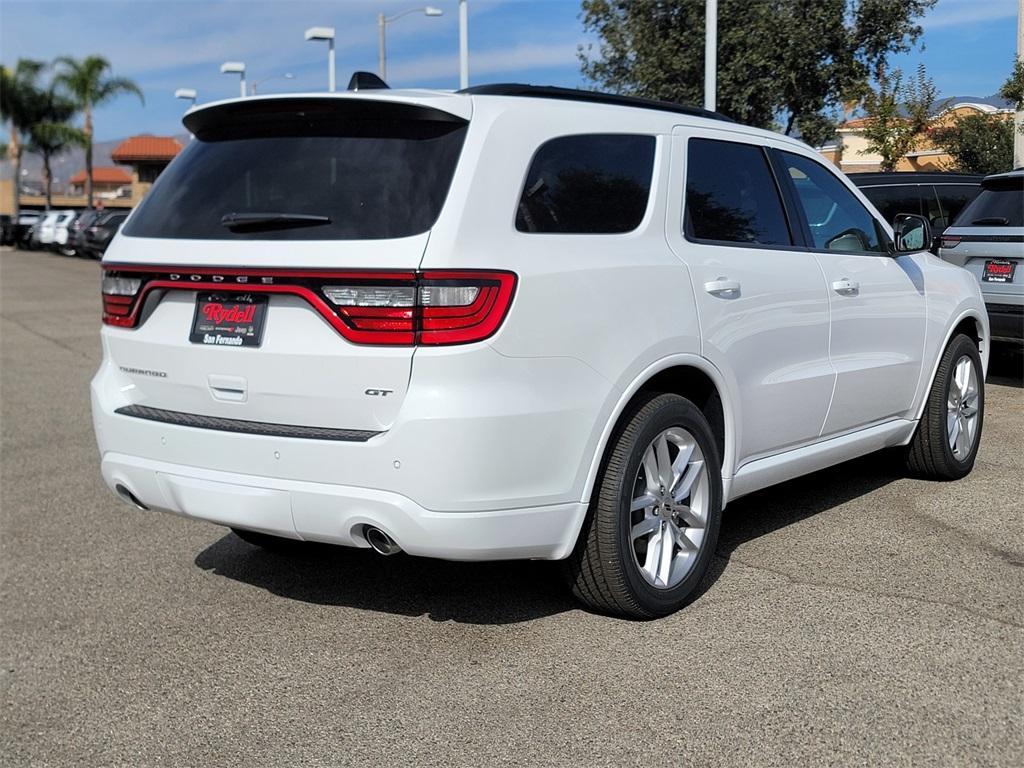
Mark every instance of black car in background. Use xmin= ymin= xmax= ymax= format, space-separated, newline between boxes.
xmin=68 ymin=210 xmax=103 ymax=256
xmin=0 ymin=215 xmax=12 ymax=246
xmin=81 ymin=212 xmax=128 ymax=259
xmin=848 ymin=172 xmax=983 ymax=249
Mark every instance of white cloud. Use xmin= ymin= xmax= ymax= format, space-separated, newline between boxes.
xmin=922 ymin=0 xmax=1017 ymax=29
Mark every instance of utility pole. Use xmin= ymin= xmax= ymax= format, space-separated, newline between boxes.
xmin=1015 ymin=0 xmax=1023 ymax=168
xmin=379 ymin=13 xmax=387 ymax=80
xmin=459 ymin=0 xmax=469 ymax=89
xmin=704 ymin=0 xmax=717 ymax=112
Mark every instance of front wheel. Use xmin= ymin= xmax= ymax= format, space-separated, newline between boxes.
xmin=906 ymin=333 xmax=984 ymax=480
xmin=563 ymin=393 xmax=723 ymax=619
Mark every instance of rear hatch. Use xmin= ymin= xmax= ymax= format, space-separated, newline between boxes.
xmin=939 ymin=172 xmax=1024 ymax=300
xmin=101 ymin=96 xmax=470 ymax=433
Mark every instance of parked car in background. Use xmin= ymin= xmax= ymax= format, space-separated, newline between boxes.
xmin=81 ymin=212 xmax=128 ymax=259
xmin=0 ymin=215 xmax=12 ymax=246
xmin=52 ymin=210 xmax=79 ymax=253
xmin=14 ymin=211 xmax=41 ymax=248
xmin=849 ymin=172 xmax=982 ymax=251
xmin=939 ymin=169 xmax=1024 ymax=347
xmin=68 ymin=210 xmax=102 ymax=256
xmin=93 ymin=86 xmax=989 ymax=618
xmin=36 ymin=211 xmax=74 ymax=249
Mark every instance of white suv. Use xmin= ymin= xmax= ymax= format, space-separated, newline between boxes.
xmin=92 ymin=84 xmax=989 ymax=618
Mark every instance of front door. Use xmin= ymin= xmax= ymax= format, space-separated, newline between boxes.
xmin=773 ymin=150 xmax=927 ymax=436
xmin=667 ymin=130 xmax=835 ymax=468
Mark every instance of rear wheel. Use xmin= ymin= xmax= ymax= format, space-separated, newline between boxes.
xmin=564 ymin=393 xmax=722 ymax=619
xmin=906 ymin=333 xmax=984 ymax=479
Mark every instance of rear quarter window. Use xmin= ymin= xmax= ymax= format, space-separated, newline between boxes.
xmin=515 ymin=134 xmax=655 ymax=234
xmin=953 ymin=178 xmax=1024 ymax=227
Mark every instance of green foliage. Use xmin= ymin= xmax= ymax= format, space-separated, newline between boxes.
xmin=1 ymin=59 xmax=48 ymax=216
xmin=859 ymin=64 xmax=936 ymax=171
xmin=999 ymin=58 xmax=1024 ymax=112
xmin=53 ymin=55 xmax=143 ymax=208
xmin=578 ymin=0 xmax=936 ymax=140
xmin=931 ymin=113 xmax=1014 ymax=176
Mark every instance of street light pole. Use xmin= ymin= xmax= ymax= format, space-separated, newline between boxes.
xmin=459 ymin=0 xmax=469 ymax=89
xmin=377 ymin=7 xmax=443 ymax=83
xmin=220 ymin=62 xmax=246 ymax=98
xmin=704 ymin=0 xmax=717 ymax=112
xmin=174 ymin=88 xmax=197 ymax=110
xmin=1015 ymin=0 xmax=1023 ymax=168
xmin=305 ymin=27 xmax=336 ymax=92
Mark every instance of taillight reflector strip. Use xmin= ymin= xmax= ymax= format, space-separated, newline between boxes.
xmin=100 ymin=265 xmax=516 ymax=346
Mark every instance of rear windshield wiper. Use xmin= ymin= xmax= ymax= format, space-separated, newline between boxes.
xmin=970 ymin=217 xmax=1009 ymax=226
xmin=220 ymin=212 xmax=331 ymax=231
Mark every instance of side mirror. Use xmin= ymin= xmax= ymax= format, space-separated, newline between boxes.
xmin=893 ymin=213 xmax=932 ymax=254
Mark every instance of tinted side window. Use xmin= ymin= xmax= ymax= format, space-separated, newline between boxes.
xmin=859 ymin=185 xmax=922 ymax=225
xmin=516 ymin=134 xmax=655 ymax=234
xmin=935 ymin=184 xmax=981 ymax=228
xmin=781 ymin=152 xmax=883 ymax=253
xmin=684 ymin=138 xmax=792 ymax=246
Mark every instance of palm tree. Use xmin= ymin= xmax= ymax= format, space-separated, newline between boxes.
xmin=0 ymin=59 xmax=47 ymax=220
xmin=54 ymin=55 xmax=143 ymax=209
xmin=27 ymin=86 xmax=86 ymax=210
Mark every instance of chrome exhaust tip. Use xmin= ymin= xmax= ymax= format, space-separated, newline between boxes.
xmin=365 ymin=527 xmax=402 ymax=556
xmin=114 ymin=483 xmax=149 ymax=511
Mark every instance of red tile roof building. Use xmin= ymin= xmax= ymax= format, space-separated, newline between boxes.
xmin=69 ymin=167 xmax=132 ymax=186
xmin=111 ymin=136 xmax=183 ymax=164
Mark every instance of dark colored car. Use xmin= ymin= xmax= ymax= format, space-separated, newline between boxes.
xmin=0 ymin=215 xmax=12 ymax=246
xmin=13 ymin=211 xmax=41 ymax=248
xmin=81 ymin=212 xmax=128 ymax=259
xmin=68 ymin=210 xmax=103 ymax=257
xmin=848 ymin=172 xmax=983 ymax=250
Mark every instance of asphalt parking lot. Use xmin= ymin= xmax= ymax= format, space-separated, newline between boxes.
xmin=2 ymin=248 xmax=1022 ymax=767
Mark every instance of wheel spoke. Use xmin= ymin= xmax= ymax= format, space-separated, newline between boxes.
xmin=631 ymin=516 xmax=660 ymax=541
xmin=657 ymin=523 xmax=674 ymax=585
xmin=674 ymin=504 xmax=702 ymax=528
xmin=642 ymin=446 xmax=660 ymax=493
xmin=669 ymin=439 xmax=695 ymax=489
xmin=655 ymin=433 xmax=673 ymax=490
xmin=955 ymin=416 xmax=970 ymax=456
xmin=956 ymin=359 xmax=971 ymax=400
xmin=672 ymin=522 xmax=703 ymax=552
xmin=673 ymin=460 xmax=704 ymax=502
xmin=642 ymin=525 xmax=664 ymax=582
xmin=631 ymin=492 xmax=656 ymax=512
xmin=948 ymin=413 xmax=960 ymax=445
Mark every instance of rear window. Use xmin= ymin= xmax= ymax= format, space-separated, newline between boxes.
xmin=124 ymin=98 xmax=468 ymax=240
xmin=953 ymin=176 xmax=1024 ymax=227
xmin=515 ymin=134 xmax=655 ymax=234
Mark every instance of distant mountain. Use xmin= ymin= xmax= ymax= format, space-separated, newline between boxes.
xmin=1 ymin=134 xmax=190 ymax=188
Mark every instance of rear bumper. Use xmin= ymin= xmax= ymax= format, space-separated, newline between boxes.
xmin=984 ymin=300 xmax=1023 ymax=343
xmin=100 ymin=452 xmax=585 ymax=560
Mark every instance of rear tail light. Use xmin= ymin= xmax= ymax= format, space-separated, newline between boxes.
xmin=101 ymin=267 xmax=516 ymax=346
xmin=101 ymin=274 xmax=142 ymax=326
xmin=940 ymin=235 xmax=961 ymax=249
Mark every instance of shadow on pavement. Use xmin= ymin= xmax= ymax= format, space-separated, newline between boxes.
xmin=987 ymin=343 xmax=1022 ymax=388
xmin=195 ymin=452 xmax=904 ymax=623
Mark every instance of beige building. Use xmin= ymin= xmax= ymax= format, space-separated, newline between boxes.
xmin=823 ymin=101 xmax=1014 ymax=173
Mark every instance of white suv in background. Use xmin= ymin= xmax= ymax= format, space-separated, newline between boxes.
xmin=92 ymin=84 xmax=988 ymax=618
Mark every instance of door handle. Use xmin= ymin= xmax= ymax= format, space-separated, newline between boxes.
xmin=831 ymin=278 xmax=859 ymax=295
xmin=704 ymin=278 xmax=741 ymax=297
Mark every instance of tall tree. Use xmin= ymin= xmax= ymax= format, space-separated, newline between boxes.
xmin=858 ymin=64 xmax=937 ymax=171
xmin=931 ymin=113 xmax=1014 ymax=176
xmin=54 ymin=55 xmax=143 ymax=209
xmin=579 ymin=0 xmax=936 ymax=142
xmin=27 ymin=86 xmax=86 ymax=210
xmin=0 ymin=59 xmax=47 ymax=220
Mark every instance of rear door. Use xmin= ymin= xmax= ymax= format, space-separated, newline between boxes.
xmin=101 ymin=97 xmax=470 ymax=433
xmin=773 ymin=150 xmax=926 ymax=436
xmin=667 ymin=129 xmax=834 ymax=466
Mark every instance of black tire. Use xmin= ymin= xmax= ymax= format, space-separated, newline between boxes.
xmin=906 ymin=333 xmax=984 ymax=480
xmin=231 ymin=527 xmax=306 ymax=552
xmin=563 ymin=393 xmax=723 ymax=619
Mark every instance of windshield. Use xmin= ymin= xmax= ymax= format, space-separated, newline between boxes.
xmin=953 ymin=176 xmax=1024 ymax=227
xmin=124 ymin=98 xmax=468 ymax=241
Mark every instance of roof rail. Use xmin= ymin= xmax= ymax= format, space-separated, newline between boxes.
xmin=458 ymin=83 xmax=734 ymax=123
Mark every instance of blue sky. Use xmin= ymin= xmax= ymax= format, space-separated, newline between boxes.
xmin=0 ymin=0 xmax=1018 ymax=141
